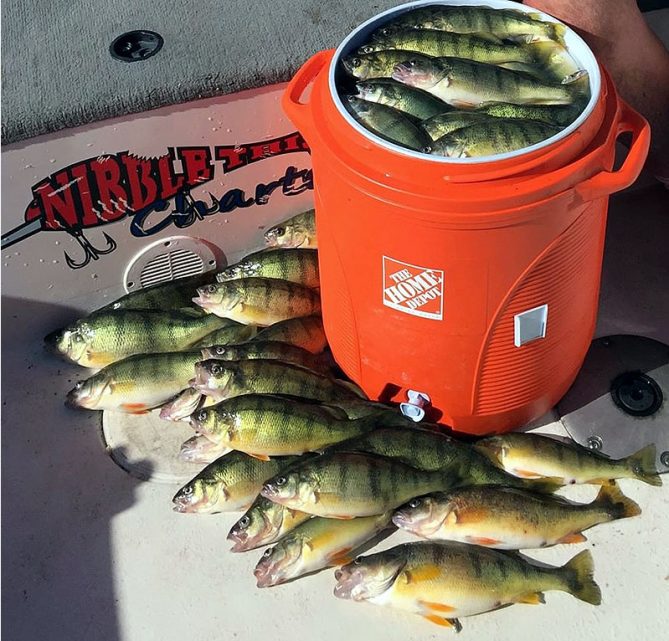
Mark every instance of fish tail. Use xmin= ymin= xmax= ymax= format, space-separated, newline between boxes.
xmin=560 ymin=550 xmax=602 ymax=605
xmin=625 ymin=444 xmax=662 ymax=487
xmin=594 ymin=481 xmax=641 ymax=519
xmin=526 ymin=14 xmax=567 ymax=46
xmin=550 ymin=23 xmax=567 ymax=46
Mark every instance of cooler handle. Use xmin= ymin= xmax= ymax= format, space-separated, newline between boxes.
xmin=576 ymin=99 xmax=651 ymax=201
xmin=282 ymin=49 xmax=335 ymax=140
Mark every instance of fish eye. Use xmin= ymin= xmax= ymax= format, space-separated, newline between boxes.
xmin=196 ymin=410 xmax=208 ymax=422
xmin=73 ymin=334 xmax=84 ymax=343
xmin=408 ymin=60 xmax=417 ymax=68
xmin=74 ymin=381 xmax=84 ymax=390
xmin=215 ymin=346 xmax=226 ymax=355
xmin=182 ymin=486 xmax=193 ymax=496
xmin=206 ymin=285 xmax=217 ymax=294
xmin=210 ymin=363 xmax=222 ymax=376
xmin=262 ymin=548 xmax=273 ymax=558
xmin=238 ymin=515 xmax=250 ymax=529
xmin=274 ymin=226 xmax=285 ymax=237
xmin=353 ymin=556 xmax=363 ymax=565
xmin=360 ymin=45 xmax=373 ymax=54
xmin=422 ymin=146 xmax=432 ymax=154
xmin=275 ymin=476 xmax=287 ymax=486
xmin=351 ymin=57 xmax=361 ymax=69
xmin=409 ymin=498 xmax=423 ymax=509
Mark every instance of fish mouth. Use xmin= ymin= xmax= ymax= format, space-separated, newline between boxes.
xmin=253 ymin=560 xmax=277 ymax=588
xmin=191 ymin=365 xmax=215 ymax=392
xmin=333 ymin=566 xmax=367 ymax=601
xmin=391 ymin=63 xmax=413 ymax=82
xmin=172 ymin=497 xmax=194 ymax=513
xmin=260 ymin=482 xmax=280 ymax=501
xmin=263 ymin=230 xmax=280 ymax=246
xmin=43 ymin=329 xmax=65 ymax=354
xmin=391 ymin=510 xmax=413 ymax=531
xmin=192 ymin=295 xmax=211 ymax=309
xmin=227 ymin=527 xmax=249 ymax=552
xmin=65 ymin=383 xmax=97 ymax=410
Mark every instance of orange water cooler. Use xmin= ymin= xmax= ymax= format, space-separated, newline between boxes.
xmin=282 ymin=1 xmax=650 ymax=435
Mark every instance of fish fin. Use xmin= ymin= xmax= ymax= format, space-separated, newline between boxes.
xmin=551 ymin=22 xmax=567 ymax=46
xmin=401 ymin=564 xmax=441 ymax=584
xmin=465 ymin=536 xmax=502 ymax=546
xmin=120 ymin=403 xmax=150 ymax=414
xmin=247 ymin=453 xmax=271 ymax=462
xmin=422 ymin=615 xmax=462 ymax=631
xmin=449 ymin=99 xmax=477 ymax=109
xmin=329 ymin=547 xmax=354 ymax=566
xmin=561 ymin=550 xmax=602 ymax=605
xmin=557 ymin=532 xmax=588 ymax=544
xmin=625 ymin=444 xmax=662 ymax=487
xmin=512 ymin=468 xmax=543 ymax=479
xmin=419 ymin=600 xmax=456 ymax=613
xmin=329 ymin=514 xmax=356 ymax=520
xmin=516 ymin=592 xmax=545 ymax=605
xmin=472 ymin=32 xmax=504 ymax=44
xmin=594 ymin=481 xmax=642 ymax=519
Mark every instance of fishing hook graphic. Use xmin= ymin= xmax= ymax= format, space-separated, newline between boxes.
xmin=64 ymin=229 xmax=117 ymax=269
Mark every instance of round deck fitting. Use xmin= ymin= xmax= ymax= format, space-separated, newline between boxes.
xmin=557 ymin=335 xmax=669 ymax=473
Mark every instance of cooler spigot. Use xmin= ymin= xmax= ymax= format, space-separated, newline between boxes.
xmin=400 ymin=390 xmax=431 ymax=422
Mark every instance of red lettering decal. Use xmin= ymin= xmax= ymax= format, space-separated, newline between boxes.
xmin=176 ymin=147 xmax=214 ymax=186
xmin=88 ymin=156 xmax=128 ymax=222
xmin=69 ymin=163 xmax=102 ymax=227
xmin=282 ymin=132 xmax=309 ymax=152
xmin=248 ymin=139 xmax=283 ymax=162
xmin=215 ymin=146 xmax=248 ymax=173
xmin=33 ymin=170 xmax=80 ymax=231
xmin=120 ymin=153 xmax=159 ymax=211
xmin=157 ymin=153 xmax=185 ymax=199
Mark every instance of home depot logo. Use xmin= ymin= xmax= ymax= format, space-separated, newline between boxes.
xmin=382 ymin=257 xmax=444 ymax=320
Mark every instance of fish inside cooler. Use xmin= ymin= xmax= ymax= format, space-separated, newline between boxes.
xmin=45 ymin=201 xmax=663 ymax=632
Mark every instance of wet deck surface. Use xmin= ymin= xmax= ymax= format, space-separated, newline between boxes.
xmin=2 ymin=181 xmax=667 ymax=641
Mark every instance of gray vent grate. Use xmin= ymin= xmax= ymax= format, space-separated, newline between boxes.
xmin=139 ymin=249 xmax=205 ymax=288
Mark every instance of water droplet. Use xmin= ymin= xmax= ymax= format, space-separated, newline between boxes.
xmin=207 ymin=117 xmax=213 ymax=121
xmin=3 ymin=263 xmax=8 ymax=268
xmin=23 ymin=263 xmax=28 ymax=267
xmin=55 ymin=241 xmax=60 ymax=246
xmin=14 ymin=252 xmax=20 ymax=256
xmin=226 ymin=128 xmax=232 ymax=133
xmin=47 ymin=284 xmax=54 ymax=290
xmin=52 ymin=259 xmax=59 ymax=264
xmin=49 ymin=159 xmax=56 ymax=163
xmin=211 ymin=127 xmax=218 ymax=132
xmin=24 ymin=164 xmax=33 ymax=169
xmin=91 ymin=273 xmax=98 ymax=279
xmin=39 ymin=258 xmax=45 ymax=263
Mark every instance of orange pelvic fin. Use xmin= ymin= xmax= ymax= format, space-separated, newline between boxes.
xmin=420 ymin=600 xmax=455 ymax=613
xmin=557 ymin=532 xmax=587 ymax=544
xmin=422 ymin=615 xmax=462 ymax=631
xmin=517 ymin=592 xmax=545 ymax=605
xmin=512 ymin=468 xmax=543 ymax=479
xmin=466 ymin=536 xmax=502 ymax=546
xmin=121 ymin=403 xmax=150 ymax=414
xmin=247 ymin=453 xmax=271 ymax=462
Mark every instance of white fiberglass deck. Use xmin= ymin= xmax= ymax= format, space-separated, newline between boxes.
xmin=3 ymin=181 xmax=668 ymax=641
